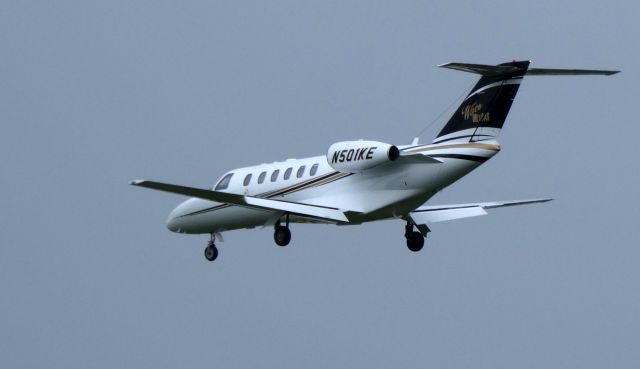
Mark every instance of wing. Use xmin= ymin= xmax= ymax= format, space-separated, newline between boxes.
xmin=409 ymin=198 xmax=552 ymax=225
xmin=130 ymin=180 xmax=351 ymax=223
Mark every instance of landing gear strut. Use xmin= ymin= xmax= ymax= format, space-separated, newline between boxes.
xmin=204 ymin=234 xmax=219 ymax=261
xmin=274 ymin=214 xmax=291 ymax=246
xmin=405 ymin=221 xmax=425 ymax=252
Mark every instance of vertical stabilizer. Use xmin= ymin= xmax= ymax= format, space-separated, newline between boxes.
xmin=433 ymin=61 xmax=530 ymax=144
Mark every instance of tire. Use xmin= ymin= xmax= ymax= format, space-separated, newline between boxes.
xmin=406 ymin=231 xmax=424 ymax=252
xmin=274 ymin=226 xmax=291 ymax=246
xmin=204 ymin=244 xmax=219 ymax=261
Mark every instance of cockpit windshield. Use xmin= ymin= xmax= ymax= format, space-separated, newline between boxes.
xmin=214 ymin=173 xmax=234 ymax=190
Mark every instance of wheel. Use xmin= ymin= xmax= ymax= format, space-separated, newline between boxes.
xmin=274 ymin=226 xmax=291 ymax=246
xmin=406 ymin=231 xmax=424 ymax=252
xmin=204 ymin=243 xmax=219 ymax=261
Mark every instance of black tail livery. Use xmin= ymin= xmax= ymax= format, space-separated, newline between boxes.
xmin=432 ymin=61 xmax=618 ymax=144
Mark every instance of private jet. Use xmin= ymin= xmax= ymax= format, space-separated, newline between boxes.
xmin=131 ymin=60 xmax=617 ymax=261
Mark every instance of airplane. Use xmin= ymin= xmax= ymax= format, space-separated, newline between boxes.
xmin=131 ymin=60 xmax=618 ymax=262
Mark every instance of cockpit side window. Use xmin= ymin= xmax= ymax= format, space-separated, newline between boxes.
xmin=214 ymin=173 xmax=234 ymax=190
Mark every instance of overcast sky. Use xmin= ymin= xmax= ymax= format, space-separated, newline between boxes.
xmin=2 ymin=1 xmax=638 ymax=368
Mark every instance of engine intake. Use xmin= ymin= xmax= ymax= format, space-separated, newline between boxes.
xmin=327 ymin=140 xmax=399 ymax=173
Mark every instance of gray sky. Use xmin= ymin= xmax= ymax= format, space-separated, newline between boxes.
xmin=2 ymin=1 xmax=638 ymax=368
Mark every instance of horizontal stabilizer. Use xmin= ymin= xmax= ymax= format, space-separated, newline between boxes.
xmin=527 ymin=68 xmax=619 ymax=76
xmin=409 ymin=198 xmax=552 ymax=225
xmin=438 ymin=62 xmax=523 ymax=76
xmin=411 ymin=206 xmax=487 ymax=223
xmin=439 ymin=62 xmax=619 ymax=77
xmin=130 ymin=179 xmax=350 ymax=223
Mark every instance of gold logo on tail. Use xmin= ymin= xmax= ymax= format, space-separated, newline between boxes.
xmin=461 ymin=103 xmax=490 ymax=123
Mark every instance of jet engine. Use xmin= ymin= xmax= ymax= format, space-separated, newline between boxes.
xmin=326 ymin=140 xmax=399 ymax=173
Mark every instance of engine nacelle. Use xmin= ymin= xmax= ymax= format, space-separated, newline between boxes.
xmin=326 ymin=140 xmax=399 ymax=173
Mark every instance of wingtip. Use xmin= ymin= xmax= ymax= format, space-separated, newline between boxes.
xmin=130 ymin=179 xmax=145 ymax=186
xmin=533 ymin=198 xmax=554 ymax=204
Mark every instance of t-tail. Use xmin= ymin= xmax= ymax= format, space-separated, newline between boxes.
xmin=432 ymin=61 xmax=619 ymax=144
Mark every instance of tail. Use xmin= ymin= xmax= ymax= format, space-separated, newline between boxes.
xmin=433 ymin=60 xmax=530 ymax=144
xmin=431 ymin=61 xmax=619 ymax=144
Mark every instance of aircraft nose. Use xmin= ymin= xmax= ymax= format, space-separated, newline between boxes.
xmin=166 ymin=198 xmax=212 ymax=234
xmin=166 ymin=216 xmax=179 ymax=232
xmin=166 ymin=200 xmax=190 ymax=233
xmin=166 ymin=210 xmax=180 ymax=233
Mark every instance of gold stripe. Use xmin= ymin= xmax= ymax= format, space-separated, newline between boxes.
xmin=404 ymin=142 xmax=501 ymax=154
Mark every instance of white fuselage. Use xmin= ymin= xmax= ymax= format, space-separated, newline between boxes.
xmin=166 ymin=141 xmax=501 ymax=234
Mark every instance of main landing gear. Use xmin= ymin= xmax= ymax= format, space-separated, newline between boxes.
xmin=204 ymin=234 xmax=219 ymax=261
xmin=405 ymin=220 xmax=426 ymax=252
xmin=274 ymin=214 xmax=291 ymax=246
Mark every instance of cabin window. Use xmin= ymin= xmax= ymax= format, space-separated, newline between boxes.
xmin=271 ymin=169 xmax=280 ymax=182
xmin=214 ymin=173 xmax=234 ymax=190
xmin=284 ymin=167 xmax=293 ymax=180
xmin=310 ymin=163 xmax=319 ymax=176
xmin=258 ymin=171 xmax=267 ymax=184
xmin=243 ymin=173 xmax=252 ymax=186
xmin=296 ymin=165 xmax=306 ymax=178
